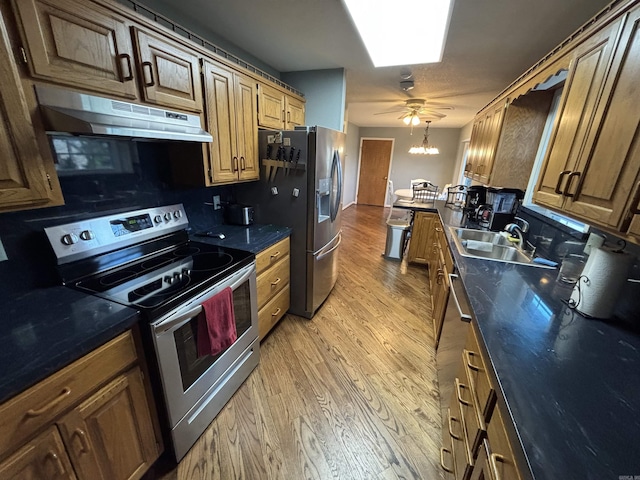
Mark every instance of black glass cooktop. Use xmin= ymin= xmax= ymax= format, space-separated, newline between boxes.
xmin=73 ymin=240 xmax=253 ymax=316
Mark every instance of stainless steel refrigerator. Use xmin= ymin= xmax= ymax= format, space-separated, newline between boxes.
xmin=235 ymin=126 xmax=345 ymax=318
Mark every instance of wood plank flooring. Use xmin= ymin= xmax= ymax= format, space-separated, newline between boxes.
xmin=149 ymin=205 xmax=444 ymax=480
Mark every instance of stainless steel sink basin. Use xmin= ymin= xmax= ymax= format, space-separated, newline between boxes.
xmin=449 ymin=227 xmax=555 ymax=268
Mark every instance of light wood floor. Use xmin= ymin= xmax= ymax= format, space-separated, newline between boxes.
xmin=150 ymin=205 xmax=443 ymax=480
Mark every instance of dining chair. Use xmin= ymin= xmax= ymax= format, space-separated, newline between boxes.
xmin=445 ymin=185 xmax=468 ymax=207
xmin=412 ymin=181 xmax=439 ymax=205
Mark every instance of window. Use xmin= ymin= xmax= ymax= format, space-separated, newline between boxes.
xmin=50 ymin=136 xmax=136 ymax=176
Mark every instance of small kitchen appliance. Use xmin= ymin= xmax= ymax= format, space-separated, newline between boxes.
xmin=44 ymin=204 xmax=259 ymax=461
xmin=477 ymin=187 xmax=524 ymax=231
xmin=463 ymin=185 xmax=488 ymax=221
xmin=224 ymin=204 xmax=254 ymax=225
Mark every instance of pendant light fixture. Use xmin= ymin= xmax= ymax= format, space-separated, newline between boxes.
xmin=409 ymin=121 xmax=439 ymax=155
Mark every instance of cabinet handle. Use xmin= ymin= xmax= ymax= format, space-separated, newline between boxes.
xmin=489 ymin=453 xmax=506 ymax=480
xmin=287 ymin=111 xmax=291 ymax=122
xmin=45 ymin=451 xmax=66 ymax=475
xmin=232 ymin=156 xmax=239 ymax=172
xmin=271 ymin=277 xmax=282 ymax=287
xmin=440 ymin=448 xmax=454 ymax=473
xmin=554 ymin=170 xmax=571 ymax=194
xmin=464 ymin=349 xmax=482 ymax=371
xmin=26 ymin=387 xmax=71 ymax=416
xmin=240 ymin=156 xmax=246 ymax=171
xmin=564 ymin=171 xmax=581 ymax=198
xmin=270 ymin=251 xmax=281 ymax=260
xmin=271 ymin=308 xmax=282 ymax=317
xmin=435 ymin=227 xmax=443 ymax=232
xmin=448 ymin=413 xmax=461 ymax=440
xmin=74 ymin=428 xmax=91 ymax=454
xmin=631 ymin=182 xmax=640 ymax=214
xmin=282 ymin=110 xmax=286 ymax=122
xmin=436 ymin=269 xmax=444 ymax=284
xmin=455 ymin=378 xmax=472 ymax=406
xmin=118 ymin=53 xmax=134 ymax=81
xmin=141 ymin=61 xmax=155 ymax=86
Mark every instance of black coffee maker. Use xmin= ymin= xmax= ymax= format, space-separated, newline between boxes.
xmin=477 ymin=187 xmax=525 ymax=231
xmin=464 ymin=186 xmax=488 ymax=221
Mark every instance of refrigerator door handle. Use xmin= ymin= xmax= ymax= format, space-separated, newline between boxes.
xmin=330 ymin=150 xmax=343 ymax=222
xmin=317 ymin=231 xmax=342 ymax=260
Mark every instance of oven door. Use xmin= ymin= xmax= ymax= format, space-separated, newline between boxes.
xmin=151 ymin=262 xmax=258 ymax=428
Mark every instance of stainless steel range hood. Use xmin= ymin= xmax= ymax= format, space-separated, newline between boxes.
xmin=35 ymin=85 xmax=213 ymax=143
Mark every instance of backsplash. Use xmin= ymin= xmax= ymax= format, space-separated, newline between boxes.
xmin=0 ymin=141 xmax=237 ymax=304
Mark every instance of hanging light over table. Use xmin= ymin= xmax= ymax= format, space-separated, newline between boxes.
xmin=409 ymin=121 xmax=439 ymax=155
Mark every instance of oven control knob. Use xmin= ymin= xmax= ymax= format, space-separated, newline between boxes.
xmin=61 ymin=233 xmax=79 ymax=245
xmin=173 ymin=210 xmax=183 ymax=219
xmin=79 ymin=230 xmax=94 ymax=241
xmin=164 ymin=212 xmax=172 ymax=222
xmin=154 ymin=215 xmax=162 ymax=224
xmin=174 ymin=272 xmax=182 ymax=281
xmin=182 ymin=268 xmax=191 ymax=276
xmin=164 ymin=275 xmax=174 ymax=284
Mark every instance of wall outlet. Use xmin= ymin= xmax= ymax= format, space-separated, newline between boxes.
xmin=213 ymin=195 xmax=221 ymax=210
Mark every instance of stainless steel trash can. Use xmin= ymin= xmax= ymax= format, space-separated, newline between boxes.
xmin=384 ymin=224 xmax=409 ymax=260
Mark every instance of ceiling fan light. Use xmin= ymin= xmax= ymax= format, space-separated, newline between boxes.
xmin=403 ymin=116 xmax=411 ymax=125
xmin=411 ymin=115 xmax=420 ymax=126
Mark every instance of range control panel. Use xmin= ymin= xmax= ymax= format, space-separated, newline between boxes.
xmin=44 ymin=204 xmax=188 ymax=264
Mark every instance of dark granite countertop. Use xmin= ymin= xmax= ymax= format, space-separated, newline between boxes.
xmin=189 ymin=223 xmax=291 ymax=253
xmin=0 ymin=287 xmax=139 ymax=404
xmin=436 ymin=203 xmax=640 ymax=479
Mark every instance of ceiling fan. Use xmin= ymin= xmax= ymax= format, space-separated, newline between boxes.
xmin=374 ymin=98 xmax=454 ymax=125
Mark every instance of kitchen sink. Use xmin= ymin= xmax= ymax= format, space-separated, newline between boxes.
xmin=449 ymin=227 xmax=555 ymax=268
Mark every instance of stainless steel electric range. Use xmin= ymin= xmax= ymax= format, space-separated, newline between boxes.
xmin=45 ymin=204 xmax=259 ymax=461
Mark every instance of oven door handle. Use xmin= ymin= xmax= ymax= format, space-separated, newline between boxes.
xmin=154 ymin=305 xmax=203 ymax=335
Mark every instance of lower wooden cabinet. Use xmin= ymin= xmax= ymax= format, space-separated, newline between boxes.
xmin=256 ymin=237 xmax=290 ymax=340
xmin=407 ymin=212 xmax=436 ymax=264
xmin=0 ymin=330 xmax=162 ymax=480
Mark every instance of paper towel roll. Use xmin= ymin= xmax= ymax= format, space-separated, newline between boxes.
xmin=569 ymin=246 xmax=632 ymax=319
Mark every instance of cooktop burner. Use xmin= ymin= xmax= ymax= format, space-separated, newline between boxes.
xmin=73 ymin=240 xmax=253 ymax=315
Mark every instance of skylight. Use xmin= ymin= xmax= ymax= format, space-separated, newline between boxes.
xmin=343 ymin=0 xmax=454 ymax=67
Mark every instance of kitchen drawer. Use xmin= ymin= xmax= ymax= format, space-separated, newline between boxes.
xmin=449 ymin=386 xmax=474 ymax=480
xmin=0 ymin=331 xmax=137 ymax=458
xmin=463 ymin=327 xmax=495 ymax=421
xmin=256 ymin=238 xmax=290 ymax=275
xmin=440 ymin=408 xmax=457 ymax=479
xmin=256 ymin=254 xmax=290 ymax=309
xmin=455 ymin=375 xmax=485 ymax=462
xmin=486 ymin=406 xmax=522 ymax=480
xmin=258 ymin=284 xmax=290 ymax=340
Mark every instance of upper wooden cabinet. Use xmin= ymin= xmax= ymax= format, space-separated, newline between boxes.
xmin=132 ymin=27 xmax=203 ymax=113
xmin=534 ymin=6 xmax=640 ymax=235
xmin=203 ymin=61 xmax=258 ymax=184
xmin=257 ymin=82 xmax=305 ymax=130
xmin=464 ymin=100 xmax=507 ymax=184
xmin=12 ymin=0 xmax=139 ymax=100
xmin=0 ymin=6 xmax=62 ymax=212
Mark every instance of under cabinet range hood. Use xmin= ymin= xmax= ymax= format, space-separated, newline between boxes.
xmin=34 ymin=85 xmax=213 ymax=143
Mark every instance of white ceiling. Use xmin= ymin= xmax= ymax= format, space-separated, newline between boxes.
xmin=151 ymin=0 xmax=613 ymax=128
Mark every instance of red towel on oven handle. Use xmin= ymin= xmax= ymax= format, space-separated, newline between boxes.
xmin=196 ymin=287 xmax=237 ymax=357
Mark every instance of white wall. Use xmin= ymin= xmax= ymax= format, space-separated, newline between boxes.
xmin=343 ymin=122 xmax=360 ymax=208
xmin=281 ymin=69 xmax=346 ymax=131
xmin=358 ymin=126 xmax=462 ymax=203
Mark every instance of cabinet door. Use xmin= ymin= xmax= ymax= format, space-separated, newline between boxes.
xmin=58 ymin=368 xmax=159 ymax=480
xmin=133 ymin=28 xmax=203 ymax=113
xmin=534 ymin=17 xmax=624 ymax=209
xmin=407 ymin=212 xmax=435 ymax=264
xmin=0 ymin=427 xmax=76 ymax=480
xmin=563 ymin=6 xmax=640 ymax=229
xmin=0 ymin=10 xmax=62 ymax=211
xmin=476 ymin=102 xmax=506 ymax=184
xmin=257 ymin=83 xmax=284 ymax=129
xmin=13 ymin=0 xmax=138 ymax=99
xmin=465 ymin=119 xmax=482 ymax=178
xmin=203 ymin=61 xmax=239 ymax=183
xmin=432 ymin=259 xmax=449 ymax=349
xmin=235 ymin=73 xmax=259 ymax=182
xmin=285 ymin=95 xmax=305 ymax=128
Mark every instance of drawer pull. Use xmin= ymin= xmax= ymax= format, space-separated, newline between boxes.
xmin=489 ymin=453 xmax=506 ymax=480
xmin=440 ymin=447 xmax=454 ymax=473
xmin=555 ymin=170 xmax=571 ymax=194
xmin=270 ymin=251 xmax=281 ymax=260
xmin=26 ymin=387 xmax=71 ymax=416
xmin=45 ymin=451 xmax=66 ymax=475
xmin=74 ymin=428 xmax=91 ymax=454
xmin=271 ymin=277 xmax=282 ymax=287
xmin=630 ymin=181 xmax=640 ymax=214
xmin=271 ymin=308 xmax=282 ymax=317
xmin=464 ymin=349 xmax=482 ymax=371
xmin=455 ymin=379 xmax=472 ymax=406
xmin=448 ymin=413 xmax=461 ymax=440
